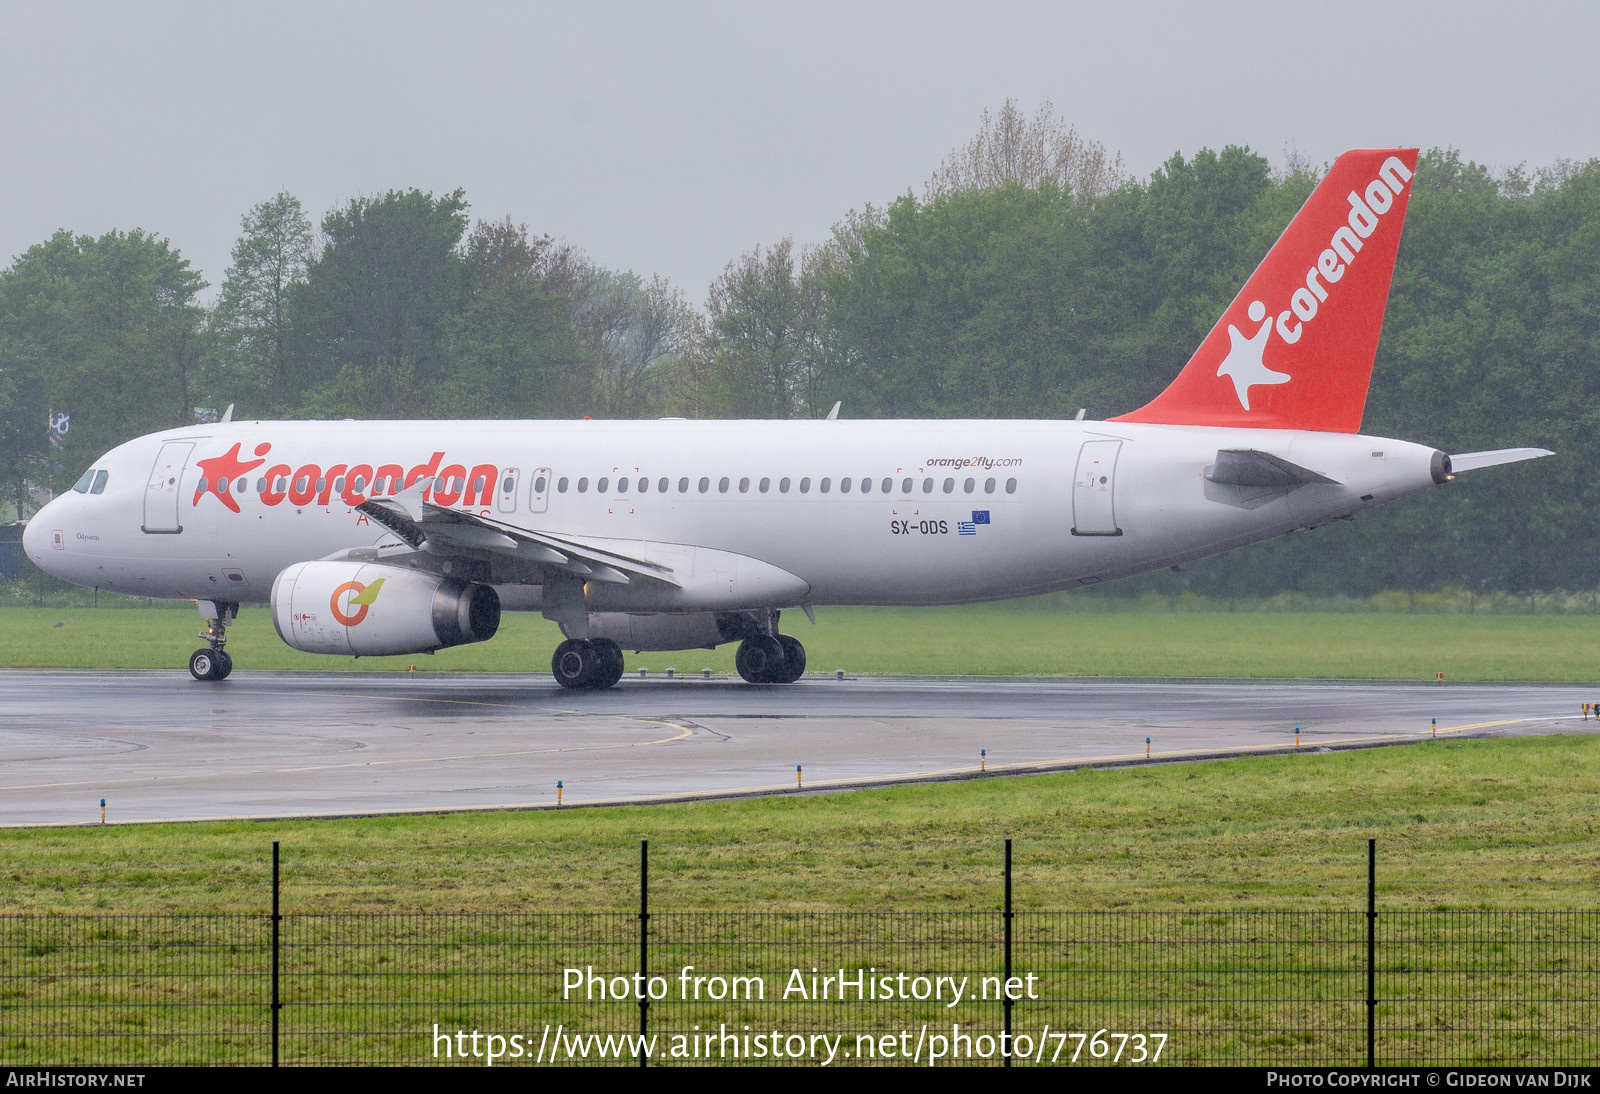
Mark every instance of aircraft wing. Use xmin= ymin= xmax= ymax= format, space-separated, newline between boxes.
xmin=1448 ymin=448 xmax=1554 ymax=474
xmin=357 ymin=490 xmax=681 ymax=587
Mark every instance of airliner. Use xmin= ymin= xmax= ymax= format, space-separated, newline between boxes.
xmin=22 ymin=148 xmax=1550 ymax=689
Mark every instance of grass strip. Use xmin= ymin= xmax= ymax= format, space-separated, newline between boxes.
xmin=4 ymin=605 xmax=1600 ymax=680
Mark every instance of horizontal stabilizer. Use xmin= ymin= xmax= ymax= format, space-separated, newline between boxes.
xmin=1206 ymin=449 xmax=1339 ymax=488
xmin=1448 ymin=448 xmax=1554 ymax=473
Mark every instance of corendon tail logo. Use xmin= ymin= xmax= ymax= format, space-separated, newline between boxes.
xmin=330 ymin=578 xmax=386 ymax=627
xmin=190 ymin=444 xmax=501 ymax=513
xmin=1217 ymin=154 xmax=1414 ymax=412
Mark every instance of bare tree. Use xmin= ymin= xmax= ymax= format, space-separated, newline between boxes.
xmin=925 ymin=99 xmax=1125 ymax=202
xmin=566 ymin=262 xmax=693 ymax=417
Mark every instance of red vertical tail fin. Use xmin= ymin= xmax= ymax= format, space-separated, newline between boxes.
xmin=1112 ymin=148 xmax=1419 ymax=433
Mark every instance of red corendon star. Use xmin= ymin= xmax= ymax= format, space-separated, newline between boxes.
xmin=192 ymin=442 xmax=270 ymax=514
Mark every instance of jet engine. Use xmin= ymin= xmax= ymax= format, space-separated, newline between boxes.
xmin=271 ymin=561 xmax=500 ymax=656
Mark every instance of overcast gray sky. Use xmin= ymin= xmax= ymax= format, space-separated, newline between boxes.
xmin=2 ymin=1 xmax=1595 ymax=306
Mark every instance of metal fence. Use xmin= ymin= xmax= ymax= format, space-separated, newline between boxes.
xmin=3 ymin=842 xmax=1597 ymax=1066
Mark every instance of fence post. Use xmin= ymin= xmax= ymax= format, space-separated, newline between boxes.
xmin=639 ymin=839 xmax=649 ymax=1068
xmin=1004 ymin=837 xmax=1013 ymax=1068
xmin=1366 ymin=837 xmax=1376 ymax=1068
xmin=271 ymin=840 xmax=281 ymax=1068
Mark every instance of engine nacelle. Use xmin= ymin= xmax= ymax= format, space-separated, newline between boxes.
xmin=271 ymin=561 xmax=500 ymax=656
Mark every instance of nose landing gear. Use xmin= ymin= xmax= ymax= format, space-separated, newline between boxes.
xmin=189 ymin=600 xmax=238 ymax=681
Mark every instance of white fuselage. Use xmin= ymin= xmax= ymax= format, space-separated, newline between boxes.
xmin=24 ymin=417 xmax=1444 ymax=612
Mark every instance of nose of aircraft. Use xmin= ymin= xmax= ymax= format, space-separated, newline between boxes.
xmin=22 ymin=498 xmax=61 ymax=569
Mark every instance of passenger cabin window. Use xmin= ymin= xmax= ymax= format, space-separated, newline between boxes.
xmin=942 ymin=478 xmax=954 ymax=493
xmin=759 ymin=477 xmax=770 ymax=493
xmin=1006 ymin=477 xmax=1017 ymax=494
xmin=739 ymin=477 xmax=750 ymax=493
xmin=779 ymin=477 xmax=791 ymax=493
xmin=798 ymin=477 xmax=810 ymax=494
xmin=819 ymin=477 xmax=830 ymax=493
xmin=719 ymin=477 xmax=730 ymax=493
xmin=597 ymin=477 xmax=609 ymax=493
xmin=577 ymin=477 xmax=589 ymax=493
xmin=984 ymin=478 xmax=996 ymax=493
xmin=558 ymin=477 xmax=569 ymax=492
xmin=882 ymin=477 xmax=893 ymax=494
xmin=658 ymin=477 xmax=669 ymax=492
xmin=638 ymin=477 xmax=649 ymax=493
xmin=901 ymin=478 xmax=912 ymax=494
xmin=618 ymin=477 xmax=629 ymax=493
xmin=677 ymin=477 xmax=689 ymax=493
xmin=535 ymin=475 xmax=547 ymax=494
xmin=698 ymin=477 xmax=710 ymax=493
xmin=964 ymin=478 xmax=975 ymax=493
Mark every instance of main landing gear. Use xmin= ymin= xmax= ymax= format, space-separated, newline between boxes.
xmin=547 ymin=632 xmax=809 ymax=689
xmin=551 ymin=638 xmax=626 ymax=691
xmin=735 ymin=634 xmax=806 ymax=684
xmin=189 ymin=601 xmax=237 ymax=681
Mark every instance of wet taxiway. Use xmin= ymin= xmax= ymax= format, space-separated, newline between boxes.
xmin=1 ymin=670 xmax=1590 ymax=824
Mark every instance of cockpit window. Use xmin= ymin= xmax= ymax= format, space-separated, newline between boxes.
xmin=72 ymin=469 xmax=95 ymax=494
xmin=90 ymin=470 xmax=109 ymax=495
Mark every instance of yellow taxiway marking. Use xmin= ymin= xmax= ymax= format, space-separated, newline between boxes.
xmin=528 ymin=717 xmax=1553 ymax=805
xmin=0 ymin=716 xmax=695 ymax=793
xmin=994 ymin=717 xmax=1536 ymax=773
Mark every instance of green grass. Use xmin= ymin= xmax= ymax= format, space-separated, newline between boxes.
xmin=4 ymin=735 xmax=1597 ymax=914
xmin=3 ymin=604 xmax=1598 ymax=680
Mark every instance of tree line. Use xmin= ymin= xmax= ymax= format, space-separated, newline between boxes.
xmin=2 ymin=102 xmax=1594 ymax=595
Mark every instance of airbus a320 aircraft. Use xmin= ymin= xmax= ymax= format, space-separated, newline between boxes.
xmin=24 ymin=148 xmax=1550 ymax=689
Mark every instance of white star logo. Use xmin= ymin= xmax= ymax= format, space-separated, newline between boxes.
xmin=1217 ymin=300 xmax=1291 ymax=410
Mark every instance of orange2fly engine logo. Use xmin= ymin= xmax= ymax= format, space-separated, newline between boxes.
xmin=329 ymin=578 xmax=385 ymax=627
xmin=189 ymin=442 xmax=503 ymax=514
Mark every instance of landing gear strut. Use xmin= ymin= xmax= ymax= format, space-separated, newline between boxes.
xmin=190 ymin=601 xmax=237 ymax=681
xmin=551 ymin=637 xmax=625 ymax=691
xmin=736 ymin=633 xmax=806 ymax=684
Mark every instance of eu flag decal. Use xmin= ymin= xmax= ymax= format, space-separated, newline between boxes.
xmin=971 ymin=511 xmax=991 ymax=524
